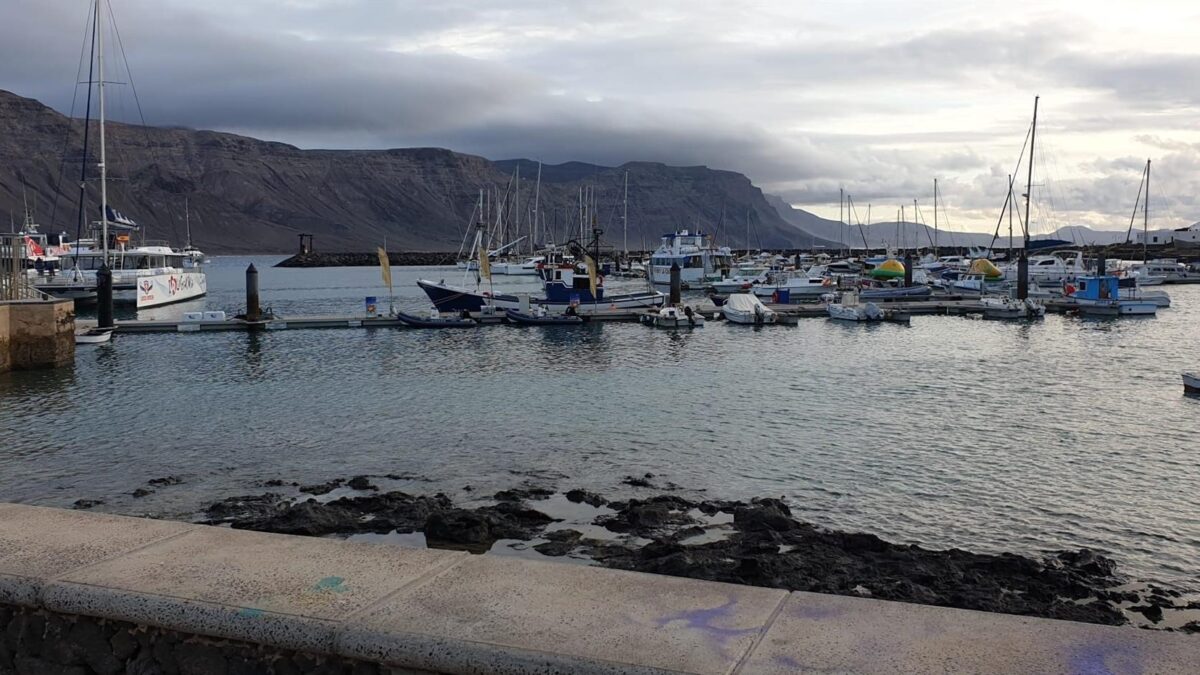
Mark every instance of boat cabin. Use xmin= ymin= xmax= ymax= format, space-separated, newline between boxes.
xmin=1074 ymin=276 xmax=1119 ymax=302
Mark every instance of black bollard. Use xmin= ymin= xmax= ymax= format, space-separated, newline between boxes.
xmin=97 ymin=264 xmax=113 ymax=329
xmin=903 ymin=253 xmax=913 ymax=288
xmin=246 ymin=263 xmax=261 ymax=322
xmin=669 ymin=261 xmax=681 ymax=305
xmin=1096 ymin=253 xmax=1106 ymax=277
xmin=1017 ymin=252 xmax=1029 ymax=300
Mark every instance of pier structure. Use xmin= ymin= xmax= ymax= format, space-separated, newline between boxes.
xmin=0 ymin=503 xmax=1195 ymax=674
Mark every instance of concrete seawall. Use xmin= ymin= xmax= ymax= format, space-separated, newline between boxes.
xmin=0 ymin=503 xmax=1195 ymax=674
xmin=0 ymin=299 xmax=74 ymax=373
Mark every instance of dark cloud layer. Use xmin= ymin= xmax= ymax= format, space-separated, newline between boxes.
xmin=0 ymin=0 xmax=1196 ymax=230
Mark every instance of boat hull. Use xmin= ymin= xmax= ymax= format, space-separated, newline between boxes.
xmin=417 ymin=279 xmax=664 ymax=314
xmin=1183 ymin=373 xmax=1200 ymax=395
xmin=395 ymin=311 xmax=477 ymax=328
xmin=504 ymin=309 xmax=584 ymax=325
xmin=134 ymin=271 xmax=207 ymax=309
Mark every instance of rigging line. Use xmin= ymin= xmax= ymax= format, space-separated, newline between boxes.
xmin=913 ymin=201 xmax=935 ymax=249
xmin=848 ymin=196 xmax=869 ymax=250
xmin=49 ymin=1 xmax=97 ymax=234
xmin=1123 ymin=163 xmax=1147 ymax=245
xmin=73 ymin=3 xmax=99 ymax=251
xmin=988 ymin=122 xmax=1033 ymax=250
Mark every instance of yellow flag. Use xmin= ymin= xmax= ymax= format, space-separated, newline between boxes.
xmin=478 ymin=245 xmax=491 ymax=280
xmin=376 ymin=247 xmax=392 ymax=293
xmin=584 ymin=254 xmax=598 ymax=295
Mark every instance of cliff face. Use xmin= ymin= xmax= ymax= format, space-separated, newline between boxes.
xmin=0 ymin=89 xmax=832 ymax=253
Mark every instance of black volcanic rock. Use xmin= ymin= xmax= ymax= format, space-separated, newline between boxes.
xmin=1 ymin=89 xmax=825 ymax=253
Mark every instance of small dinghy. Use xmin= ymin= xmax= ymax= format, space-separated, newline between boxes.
xmin=395 ymin=309 xmax=477 ymax=328
xmin=642 ymin=305 xmax=704 ymax=328
xmin=505 ymin=308 xmax=584 ymax=325
xmin=1183 ymin=373 xmax=1200 ymax=396
xmin=75 ymin=327 xmax=114 ymax=344
xmin=723 ymin=293 xmax=777 ymax=325
xmin=827 ymin=302 xmax=884 ymax=322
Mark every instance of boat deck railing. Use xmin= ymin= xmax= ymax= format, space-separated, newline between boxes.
xmin=0 ymin=234 xmax=53 ymax=302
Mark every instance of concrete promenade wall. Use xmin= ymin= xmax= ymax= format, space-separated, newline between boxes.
xmin=0 ymin=503 xmax=1195 ymax=674
xmin=0 ymin=299 xmax=74 ymax=372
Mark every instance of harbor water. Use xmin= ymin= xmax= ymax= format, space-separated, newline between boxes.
xmin=1 ymin=256 xmax=1198 ymax=591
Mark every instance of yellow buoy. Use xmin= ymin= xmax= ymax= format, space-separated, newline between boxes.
xmin=968 ymin=258 xmax=1003 ymax=279
xmin=870 ymin=258 xmax=906 ymax=280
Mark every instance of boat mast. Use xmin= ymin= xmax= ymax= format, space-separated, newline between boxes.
xmin=933 ymin=179 xmax=938 ymax=255
xmin=532 ymin=161 xmax=541 ymax=249
xmin=184 ymin=196 xmax=191 ymax=248
xmin=96 ymin=0 xmax=109 ymax=265
xmin=622 ymin=169 xmax=629 ymax=255
xmin=1008 ymin=174 xmax=1013 ymax=256
xmin=1019 ymin=96 xmax=1039 ymax=300
xmin=1143 ymin=158 xmax=1150 ymax=263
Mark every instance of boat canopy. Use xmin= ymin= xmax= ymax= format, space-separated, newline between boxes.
xmin=724 ymin=292 xmax=770 ymax=313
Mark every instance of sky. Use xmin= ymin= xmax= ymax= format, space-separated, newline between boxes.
xmin=2 ymin=0 xmax=1199 ymax=234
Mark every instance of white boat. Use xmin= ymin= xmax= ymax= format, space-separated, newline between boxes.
xmin=708 ymin=267 xmax=768 ymax=293
xmin=722 ymin=293 xmax=776 ymax=325
xmin=750 ymin=270 xmax=833 ymax=301
xmin=74 ymin=326 xmax=113 ymax=344
xmin=34 ymin=3 xmax=207 ymax=311
xmin=642 ymin=305 xmax=704 ymax=328
xmin=978 ymin=296 xmax=1046 ymax=320
xmin=1126 ymin=263 xmax=1166 ymax=286
xmin=493 ymin=256 xmax=544 ymax=276
xmin=648 ymin=230 xmax=734 ymax=286
xmin=1119 ymin=286 xmax=1171 ymax=308
xmin=1183 ymin=373 xmax=1200 ymax=395
xmin=1133 ymin=259 xmax=1195 ymax=284
xmin=1002 ymin=251 xmax=1087 ymax=284
xmin=827 ymin=302 xmax=884 ymax=322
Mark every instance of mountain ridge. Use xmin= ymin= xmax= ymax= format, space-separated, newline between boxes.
xmin=0 ymin=89 xmax=839 ymax=253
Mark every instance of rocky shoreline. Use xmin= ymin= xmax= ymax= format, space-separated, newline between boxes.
xmin=274 ymin=251 xmax=459 ymax=267
xmin=182 ymin=476 xmax=1200 ymax=633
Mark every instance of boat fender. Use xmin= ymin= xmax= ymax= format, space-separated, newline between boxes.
xmin=822 ymin=277 xmax=833 ymax=287
xmin=771 ymin=290 xmax=780 ymax=303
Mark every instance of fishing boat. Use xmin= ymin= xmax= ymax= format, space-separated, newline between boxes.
xmin=395 ymin=309 xmax=477 ymax=328
xmin=1071 ymin=276 xmax=1156 ymax=316
xmin=1183 ymin=373 xmax=1200 ymax=395
xmin=647 ymin=230 xmax=734 ymax=286
xmin=723 ymin=293 xmax=776 ymax=325
xmin=642 ymin=305 xmax=704 ymax=328
xmin=74 ymin=326 xmax=114 ymax=344
xmin=504 ymin=308 xmax=584 ymax=325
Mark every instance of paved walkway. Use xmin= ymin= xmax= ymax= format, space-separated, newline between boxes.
xmin=0 ymin=503 xmax=1194 ymax=673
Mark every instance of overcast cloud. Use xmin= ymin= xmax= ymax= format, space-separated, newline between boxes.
xmin=1 ymin=0 xmax=1198 ymax=233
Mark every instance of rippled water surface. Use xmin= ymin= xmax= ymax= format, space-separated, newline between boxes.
xmin=2 ymin=256 xmax=1198 ymax=588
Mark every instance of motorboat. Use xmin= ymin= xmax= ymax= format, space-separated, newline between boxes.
xmin=417 ymin=264 xmax=665 ymax=314
xmin=723 ymin=293 xmax=776 ymax=325
xmin=858 ymin=285 xmax=931 ymax=300
xmin=707 ymin=266 xmax=768 ymax=294
xmin=1002 ymin=251 xmax=1087 ymax=284
xmin=395 ymin=309 xmax=477 ymax=328
xmin=978 ymin=296 xmax=1045 ymax=320
xmin=647 ymin=230 xmax=734 ymax=285
xmin=750 ymin=270 xmax=833 ymax=302
xmin=827 ymin=302 xmax=884 ymax=322
xmin=504 ymin=307 xmax=584 ymax=325
xmin=493 ymin=256 xmax=544 ymax=276
xmin=642 ymin=305 xmax=704 ymax=328
xmin=1070 ymin=276 xmax=1156 ymax=316
xmin=1115 ymin=277 xmax=1171 ymax=307
xmin=1132 ymin=259 xmax=1196 ymax=284
xmin=1126 ymin=263 xmax=1166 ymax=286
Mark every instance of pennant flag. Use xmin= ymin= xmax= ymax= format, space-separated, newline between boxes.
xmin=584 ymin=254 xmax=598 ymax=296
xmin=376 ymin=246 xmax=393 ymax=293
xmin=478 ymin=245 xmax=491 ymax=280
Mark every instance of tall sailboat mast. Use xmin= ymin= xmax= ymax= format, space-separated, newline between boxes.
xmin=932 ymin=179 xmax=939 ymax=254
xmin=1144 ymin=159 xmax=1150 ymax=263
xmin=96 ymin=0 xmax=109 ymax=264
xmin=622 ymin=170 xmax=629 ymax=255
xmin=1018 ymin=95 xmax=1039 ymax=300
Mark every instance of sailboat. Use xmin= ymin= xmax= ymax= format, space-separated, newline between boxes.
xmin=39 ymin=1 xmax=206 ymax=309
xmin=182 ymin=197 xmax=206 ymax=265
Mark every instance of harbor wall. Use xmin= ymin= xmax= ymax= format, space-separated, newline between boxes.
xmin=1 ymin=503 xmax=1196 ymax=674
xmin=0 ymin=299 xmax=74 ymax=373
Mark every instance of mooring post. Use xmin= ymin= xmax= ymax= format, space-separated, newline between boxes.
xmin=97 ymin=264 xmax=113 ymax=329
xmin=903 ymin=253 xmax=913 ymax=288
xmin=246 ymin=264 xmax=261 ymax=322
xmin=1096 ymin=252 xmax=1107 ymax=277
xmin=669 ymin=261 xmax=681 ymax=305
xmin=1017 ymin=252 xmax=1029 ymax=300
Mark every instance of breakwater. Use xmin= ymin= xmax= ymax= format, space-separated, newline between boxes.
xmin=275 ymin=251 xmax=458 ymax=267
